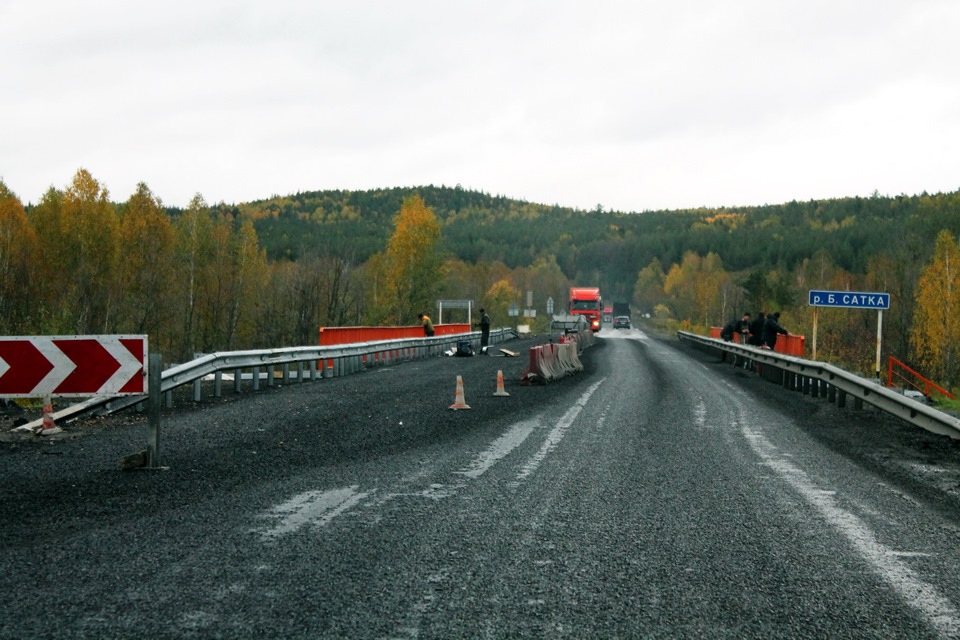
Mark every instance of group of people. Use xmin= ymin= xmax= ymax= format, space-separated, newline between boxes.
xmin=720 ymin=311 xmax=789 ymax=350
xmin=417 ymin=309 xmax=491 ymax=348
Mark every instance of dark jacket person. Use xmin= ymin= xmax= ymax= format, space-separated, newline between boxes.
xmin=477 ymin=308 xmax=491 ymax=348
xmin=761 ymin=312 xmax=788 ymax=349
xmin=748 ymin=312 xmax=766 ymax=346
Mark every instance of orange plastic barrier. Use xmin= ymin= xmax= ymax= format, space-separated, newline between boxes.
xmin=521 ymin=341 xmax=584 ymax=384
xmin=319 ymin=324 xmax=471 ymax=346
xmin=708 ymin=327 xmax=805 ymax=357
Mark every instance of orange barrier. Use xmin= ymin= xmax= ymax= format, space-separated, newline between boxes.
xmin=708 ymin=327 xmax=805 ymax=357
xmin=319 ymin=324 xmax=471 ymax=346
xmin=521 ymin=341 xmax=584 ymax=385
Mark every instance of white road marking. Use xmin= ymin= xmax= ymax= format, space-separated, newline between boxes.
xmin=694 ymin=397 xmax=707 ymax=429
xmin=258 ymin=486 xmax=371 ymax=539
xmin=515 ymin=379 xmax=606 ymax=484
xmin=456 ymin=418 xmax=538 ymax=479
xmin=742 ymin=424 xmax=960 ymax=639
xmin=257 ymin=379 xmax=607 ymax=536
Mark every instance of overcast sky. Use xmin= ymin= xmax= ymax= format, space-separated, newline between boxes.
xmin=3 ymin=1 xmax=958 ymax=212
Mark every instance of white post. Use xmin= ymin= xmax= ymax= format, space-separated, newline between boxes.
xmin=876 ymin=309 xmax=883 ymax=381
xmin=812 ymin=306 xmax=819 ymax=361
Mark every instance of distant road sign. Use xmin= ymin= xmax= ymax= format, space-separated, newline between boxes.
xmin=0 ymin=335 xmax=147 ymax=398
xmin=808 ymin=290 xmax=890 ymax=309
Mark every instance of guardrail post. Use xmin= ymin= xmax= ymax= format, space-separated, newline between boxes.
xmin=828 ymin=384 xmax=836 ymax=403
xmin=193 ymin=378 xmax=201 ymax=402
xmin=802 ymin=376 xmax=810 ymax=395
xmin=309 ymin=360 xmax=318 ymax=381
xmin=234 ymin=368 xmax=242 ymax=393
xmin=214 ymin=370 xmax=222 ymax=397
xmin=146 ymin=353 xmax=162 ymax=469
xmin=267 ymin=366 xmax=276 ymax=387
xmin=854 ymin=396 xmax=863 ymax=410
xmin=252 ymin=366 xmax=261 ymax=391
xmin=838 ymin=389 xmax=846 ymax=408
xmin=811 ymin=379 xmax=819 ymax=398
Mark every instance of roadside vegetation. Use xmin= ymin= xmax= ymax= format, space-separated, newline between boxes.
xmin=1 ymin=171 xmax=958 ymax=396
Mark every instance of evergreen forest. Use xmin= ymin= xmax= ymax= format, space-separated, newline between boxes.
xmin=2 ymin=171 xmax=959 ymax=393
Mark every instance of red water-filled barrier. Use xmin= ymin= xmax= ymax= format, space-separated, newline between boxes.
xmin=708 ymin=327 xmax=805 ymax=357
xmin=319 ymin=324 xmax=471 ymax=346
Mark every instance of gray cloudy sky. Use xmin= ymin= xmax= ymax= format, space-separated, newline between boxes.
xmin=2 ymin=0 xmax=958 ymax=212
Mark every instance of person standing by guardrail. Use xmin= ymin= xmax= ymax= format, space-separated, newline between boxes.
xmin=761 ymin=312 xmax=789 ymax=350
xmin=737 ymin=313 xmax=752 ymax=344
xmin=475 ymin=308 xmax=491 ymax=350
xmin=748 ymin=312 xmax=766 ymax=346
xmin=418 ymin=313 xmax=435 ymax=337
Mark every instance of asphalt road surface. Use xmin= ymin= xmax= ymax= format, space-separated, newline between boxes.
xmin=3 ymin=328 xmax=960 ymax=639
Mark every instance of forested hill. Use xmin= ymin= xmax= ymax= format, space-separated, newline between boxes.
xmin=197 ymin=185 xmax=959 ymax=302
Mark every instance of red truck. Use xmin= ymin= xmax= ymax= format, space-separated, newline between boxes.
xmin=569 ymin=287 xmax=603 ymax=331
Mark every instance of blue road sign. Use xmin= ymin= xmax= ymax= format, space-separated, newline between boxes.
xmin=808 ymin=290 xmax=890 ymax=309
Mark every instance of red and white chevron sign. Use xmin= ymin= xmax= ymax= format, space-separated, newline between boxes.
xmin=0 ymin=335 xmax=147 ymax=398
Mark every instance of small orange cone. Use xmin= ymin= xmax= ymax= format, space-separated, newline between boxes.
xmin=493 ymin=370 xmax=510 ymax=397
xmin=37 ymin=396 xmax=62 ymax=436
xmin=449 ymin=375 xmax=471 ymax=410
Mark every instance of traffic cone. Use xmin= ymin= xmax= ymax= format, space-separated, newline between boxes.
xmin=449 ymin=375 xmax=471 ymax=410
xmin=493 ymin=370 xmax=510 ymax=397
xmin=37 ymin=396 xmax=62 ymax=436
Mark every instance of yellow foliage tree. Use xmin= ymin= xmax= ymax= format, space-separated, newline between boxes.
xmin=633 ymin=258 xmax=665 ymax=317
xmin=662 ymin=251 xmax=728 ymax=329
xmin=483 ymin=279 xmax=520 ymax=329
xmin=911 ymin=230 xmax=960 ymax=389
xmin=175 ymin=194 xmax=215 ymax=358
xmin=117 ymin=183 xmax=177 ymax=343
xmin=0 ymin=181 xmax=36 ymax=332
xmin=378 ymin=195 xmax=444 ymax=324
xmin=62 ymin=169 xmax=120 ymax=333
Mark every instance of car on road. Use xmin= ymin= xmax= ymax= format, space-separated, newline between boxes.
xmin=613 ymin=316 xmax=631 ymax=329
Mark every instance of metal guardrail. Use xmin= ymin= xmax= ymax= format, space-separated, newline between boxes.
xmin=16 ymin=328 xmax=517 ymax=432
xmin=677 ymin=330 xmax=960 ymax=440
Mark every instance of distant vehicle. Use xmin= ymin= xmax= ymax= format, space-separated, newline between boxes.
xmin=613 ymin=316 xmax=631 ymax=329
xmin=569 ymin=287 xmax=602 ymax=332
xmin=612 ymin=301 xmax=631 ymax=318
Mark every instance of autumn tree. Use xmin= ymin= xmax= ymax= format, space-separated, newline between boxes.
xmin=116 ymin=183 xmax=178 ymax=349
xmin=484 ymin=279 xmax=520 ymax=329
xmin=192 ymin=216 xmax=267 ymax=353
xmin=374 ymin=195 xmax=444 ymax=324
xmin=513 ymin=256 xmax=569 ymax=320
xmin=254 ymin=248 xmax=358 ymax=347
xmin=866 ymin=244 xmax=923 ymax=363
xmin=661 ymin=251 xmax=729 ymax=329
xmin=174 ymin=194 xmax=215 ymax=358
xmin=633 ymin=258 xmax=665 ymax=317
xmin=0 ymin=181 xmax=36 ymax=332
xmin=911 ymin=230 xmax=960 ymax=389
xmin=61 ymin=169 xmax=120 ymax=333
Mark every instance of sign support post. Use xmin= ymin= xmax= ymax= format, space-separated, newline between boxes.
xmin=807 ymin=291 xmax=890 ymax=378
xmin=876 ymin=310 xmax=883 ymax=381
xmin=812 ymin=306 xmax=819 ymax=361
xmin=147 ymin=353 xmax=162 ymax=468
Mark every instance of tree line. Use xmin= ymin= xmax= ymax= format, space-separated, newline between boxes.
xmin=2 ymin=171 xmax=958 ymax=391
